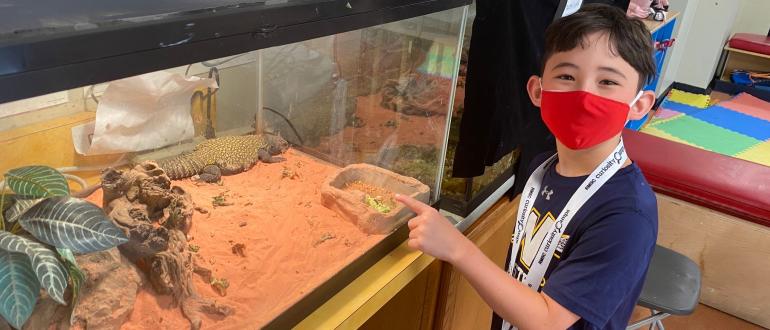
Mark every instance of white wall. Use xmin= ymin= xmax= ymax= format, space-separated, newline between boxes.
xmin=731 ymin=0 xmax=770 ymax=35
xmin=660 ymin=0 xmax=768 ymax=90
xmin=665 ymin=0 xmax=739 ymax=89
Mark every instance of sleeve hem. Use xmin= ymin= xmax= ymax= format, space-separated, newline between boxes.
xmin=543 ymin=285 xmax=607 ymax=328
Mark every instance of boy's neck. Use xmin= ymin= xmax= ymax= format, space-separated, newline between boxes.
xmin=554 ymin=137 xmax=631 ymax=177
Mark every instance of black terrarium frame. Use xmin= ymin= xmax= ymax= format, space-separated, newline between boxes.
xmin=0 ymin=0 xmax=470 ymax=104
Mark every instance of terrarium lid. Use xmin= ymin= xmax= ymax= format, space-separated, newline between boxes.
xmin=0 ymin=0 xmax=259 ymax=37
xmin=0 ymin=0 xmax=470 ymax=104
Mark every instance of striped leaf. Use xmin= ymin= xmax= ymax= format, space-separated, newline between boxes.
xmin=0 ymin=249 xmax=40 ymax=329
xmin=5 ymin=166 xmax=69 ymax=198
xmin=57 ymin=248 xmax=84 ymax=326
xmin=0 ymin=231 xmax=67 ymax=305
xmin=18 ymin=197 xmax=128 ymax=254
xmin=5 ymin=197 xmax=44 ymax=223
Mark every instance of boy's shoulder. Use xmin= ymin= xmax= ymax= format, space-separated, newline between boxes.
xmin=582 ymin=160 xmax=659 ymax=242
xmin=598 ymin=160 xmax=657 ymax=217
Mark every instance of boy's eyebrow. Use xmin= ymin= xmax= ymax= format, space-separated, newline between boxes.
xmin=551 ymin=62 xmax=628 ymax=80
xmin=598 ymin=66 xmax=627 ymax=79
xmin=552 ymin=62 xmax=579 ymax=70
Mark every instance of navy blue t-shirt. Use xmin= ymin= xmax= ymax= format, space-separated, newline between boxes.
xmin=491 ymin=153 xmax=658 ymax=330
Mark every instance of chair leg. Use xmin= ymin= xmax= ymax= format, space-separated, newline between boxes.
xmin=649 ymin=310 xmax=667 ymax=330
xmin=649 ymin=309 xmax=656 ymax=330
xmin=627 ymin=309 xmax=671 ymax=330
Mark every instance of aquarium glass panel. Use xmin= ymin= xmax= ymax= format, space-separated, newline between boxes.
xmin=258 ymin=8 xmax=466 ymax=202
xmin=0 ymin=6 xmax=466 ymax=329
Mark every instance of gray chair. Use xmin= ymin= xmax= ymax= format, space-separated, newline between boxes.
xmin=627 ymin=245 xmax=702 ymax=330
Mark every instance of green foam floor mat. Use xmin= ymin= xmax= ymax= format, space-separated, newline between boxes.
xmin=651 ymin=115 xmax=761 ymax=156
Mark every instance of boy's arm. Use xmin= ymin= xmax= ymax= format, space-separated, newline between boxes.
xmin=452 ymin=237 xmax=580 ymax=329
xmin=396 ymin=194 xmax=579 ymax=329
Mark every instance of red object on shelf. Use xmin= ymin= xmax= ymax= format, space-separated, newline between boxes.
xmin=729 ymin=33 xmax=770 ymax=56
xmin=654 ymin=38 xmax=676 ymax=51
xmin=623 ymin=129 xmax=770 ymax=227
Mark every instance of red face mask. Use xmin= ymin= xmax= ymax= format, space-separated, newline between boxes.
xmin=540 ymin=84 xmax=642 ymax=150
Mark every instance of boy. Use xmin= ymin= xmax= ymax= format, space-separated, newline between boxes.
xmin=397 ymin=4 xmax=658 ymax=329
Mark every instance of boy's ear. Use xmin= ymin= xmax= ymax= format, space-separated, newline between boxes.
xmin=527 ymin=75 xmax=543 ymax=107
xmin=628 ymin=90 xmax=656 ymax=121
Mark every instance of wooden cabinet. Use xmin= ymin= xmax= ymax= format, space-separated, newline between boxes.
xmin=356 ymin=196 xmax=518 ymax=330
xmin=434 ymin=196 xmax=518 ymax=329
xmin=655 ymin=194 xmax=770 ymax=329
xmin=359 ymin=260 xmax=443 ymax=330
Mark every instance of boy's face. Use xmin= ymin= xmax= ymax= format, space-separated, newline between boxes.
xmin=527 ymin=31 xmax=655 ymax=123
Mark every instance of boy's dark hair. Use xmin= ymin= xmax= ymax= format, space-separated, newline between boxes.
xmin=543 ymin=4 xmax=656 ymax=90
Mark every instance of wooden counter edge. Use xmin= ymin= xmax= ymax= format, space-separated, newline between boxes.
xmin=294 ymin=239 xmax=436 ymax=329
xmin=295 ymin=196 xmax=518 ymax=329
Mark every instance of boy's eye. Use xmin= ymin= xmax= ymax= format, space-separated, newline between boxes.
xmin=556 ymin=74 xmax=575 ymax=81
xmin=600 ymin=79 xmax=619 ymax=86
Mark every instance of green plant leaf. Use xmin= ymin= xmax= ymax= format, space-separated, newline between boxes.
xmin=57 ymin=248 xmax=84 ymax=326
xmin=0 ymin=231 xmax=68 ymax=305
xmin=17 ymin=197 xmax=128 ymax=254
xmin=5 ymin=166 xmax=69 ymax=198
xmin=0 ymin=249 xmax=40 ymax=329
xmin=4 ymin=197 xmax=44 ymax=223
xmin=0 ymin=189 xmax=8 ymax=232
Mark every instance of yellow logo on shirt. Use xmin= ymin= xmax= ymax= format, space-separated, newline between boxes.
xmin=511 ymin=207 xmax=570 ymax=287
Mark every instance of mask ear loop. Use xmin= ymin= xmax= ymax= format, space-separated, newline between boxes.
xmin=624 ymin=90 xmax=647 ymax=126
xmin=629 ymin=90 xmax=644 ymax=107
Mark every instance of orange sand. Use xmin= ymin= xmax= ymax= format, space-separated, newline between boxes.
xmin=87 ymin=149 xmax=385 ymax=329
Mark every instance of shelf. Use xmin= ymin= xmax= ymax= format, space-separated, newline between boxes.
xmin=642 ymin=10 xmax=680 ymax=34
xmin=720 ymin=45 xmax=770 ymax=81
xmin=724 ymin=46 xmax=770 ymax=60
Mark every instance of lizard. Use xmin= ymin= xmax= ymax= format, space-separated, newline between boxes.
xmin=380 ymin=73 xmax=443 ymax=117
xmin=154 ymin=134 xmax=289 ymax=183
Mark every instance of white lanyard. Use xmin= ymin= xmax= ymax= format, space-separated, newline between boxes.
xmin=501 ymin=140 xmax=627 ymax=330
xmin=509 ymin=140 xmax=628 ymax=288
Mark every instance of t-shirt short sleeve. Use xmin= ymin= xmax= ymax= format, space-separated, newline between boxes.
xmin=542 ymin=211 xmax=656 ymax=328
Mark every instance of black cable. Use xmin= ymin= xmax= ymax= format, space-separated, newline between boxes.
xmin=185 ymin=61 xmax=302 ymax=145
xmin=87 ymin=85 xmax=100 ymax=104
xmin=262 ymin=106 xmax=304 ymax=145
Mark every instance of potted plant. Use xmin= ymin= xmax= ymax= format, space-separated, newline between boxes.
xmin=0 ymin=165 xmax=128 ymax=329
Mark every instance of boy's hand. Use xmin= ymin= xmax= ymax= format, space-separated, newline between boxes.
xmin=395 ymin=194 xmax=469 ymax=264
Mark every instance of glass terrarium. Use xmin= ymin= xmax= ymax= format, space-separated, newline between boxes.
xmin=439 ymin=3 xmax=519 ymax=217
xmin=0 ymin=1 xmax=468 ymax=329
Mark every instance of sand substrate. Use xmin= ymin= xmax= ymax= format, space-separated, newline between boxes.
xmin=86 ymin=149 xmax=385 ymax=329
